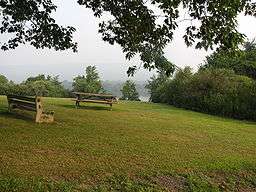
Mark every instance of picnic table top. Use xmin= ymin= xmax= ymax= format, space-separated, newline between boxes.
xmin=73 ymin=92 xmax=116 ymax=98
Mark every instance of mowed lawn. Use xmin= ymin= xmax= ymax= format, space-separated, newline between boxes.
xmin=0 ymin=95 xmax=256 ymax=191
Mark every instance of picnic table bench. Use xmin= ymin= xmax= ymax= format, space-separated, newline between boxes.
xmin=7 ymin=95 xmax=54 ymax=123
xmin=72 ymin=92 xmax=118 ymax=110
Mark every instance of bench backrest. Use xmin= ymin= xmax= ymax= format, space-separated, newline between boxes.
xmin=7 ymin=95 xmax=43 ymax=112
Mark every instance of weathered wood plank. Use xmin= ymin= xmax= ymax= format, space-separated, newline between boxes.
xmin=7 ymin=95 xmax=36 ymax=102
xmin=73 ymin=92 xmax=116 ymax=98
xmin=72 ymin=99 xmax=112 ymax=105
xmin=9 ymin=99 xmax=36 ymax=109
xmin=11 ymin=104 xmax=37 ymax=112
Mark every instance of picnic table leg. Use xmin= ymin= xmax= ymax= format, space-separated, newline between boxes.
xmin=76 ymin=101 xmax=80 ymax=108
xmin=7 ymin=98 xmax=11 ymax=112
xmin=75 ymin=94 xmax=81 ymax=108
xmin=110 ymin=103 xmax=112 ymax=111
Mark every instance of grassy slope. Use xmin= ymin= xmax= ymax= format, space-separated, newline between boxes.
xmin=0 ymin=96 xmax=256 ymax=191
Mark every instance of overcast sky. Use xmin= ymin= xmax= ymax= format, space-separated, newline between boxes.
xmin=1 ymin=1 xmax=256 ymax=83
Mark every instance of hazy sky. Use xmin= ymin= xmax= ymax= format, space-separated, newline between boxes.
xmin=1 ymin=1 xmax=256 ymax=83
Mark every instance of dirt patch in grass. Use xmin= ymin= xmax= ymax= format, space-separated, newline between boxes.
xmin=206 ymin=170 xmax=256 ymax=191
xmin=152 ymin=175 xmax=186 ymax=191
xmin=236 ymin=186 xmax=256 ymax=192
xmin=151 ymin=171 xmax=256 ymax=192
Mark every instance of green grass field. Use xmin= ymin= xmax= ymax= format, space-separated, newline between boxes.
xmin=0 ymin=96 xmax=256 ymax=191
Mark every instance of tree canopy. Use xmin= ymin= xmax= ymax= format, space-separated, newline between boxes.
xmin=120 ymin=80 xmax=140 ymax=101
xmin=201 ymin=40 xmax=256 ymax=79
xmin=73 ymin=66 xmax=104 ymax=93
xmin=0 ymin=0 xmax=77 ymax=51
xmin=1 ymin=0 xmax=256 ymax=74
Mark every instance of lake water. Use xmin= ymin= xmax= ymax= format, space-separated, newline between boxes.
xmin=140 ymin=96 xmax=150 ymax=102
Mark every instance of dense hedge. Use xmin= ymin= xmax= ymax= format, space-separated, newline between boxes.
xmin=147 ymin=68 xmax=256 ymax=120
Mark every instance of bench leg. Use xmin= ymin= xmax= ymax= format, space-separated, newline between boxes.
xmin=7 ymin=99 xmax=12 ymax=112
xmin=76 ymin=101 xmax=80 ymax=108
xmin=110 ymin=103 xmax=112 ymax=111
xmin=8 ymin=103 xmax=12 ymax=112
xmin=36 ymin=112 xmax=54 ymax=123
xmin=35 ymin=111 xmax=42 ymax=123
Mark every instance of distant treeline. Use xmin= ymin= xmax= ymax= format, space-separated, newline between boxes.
xmin=147 ymin=40 xmax=256 ymax=120
xmin=0 ymin=70 xmax=149 ymax=99
xmin=0 ymin=74 xmax=71 ymax=98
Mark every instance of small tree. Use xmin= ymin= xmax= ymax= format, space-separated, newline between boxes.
xmin=0 ymin=75 xmax=9 ymax=95
xmin=73 ymin=66 xmax=103 ymax=93
xmin=146 ymin=68 xmax=170 ymax=103
xmin=121 ymin=80 xmax=140 ymax=101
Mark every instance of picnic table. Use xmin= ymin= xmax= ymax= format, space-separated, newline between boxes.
xmin=72 ymin=92 xmax=118 ymax=110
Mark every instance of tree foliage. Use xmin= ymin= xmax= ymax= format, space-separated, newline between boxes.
xmin=73 ymin=65 xmax=103 ymax=93
xmin=0 ymin=0 xmax=77 ymax=51
xmin=0 ymin=74 xmax=69 ymax=97
xmin=121 ymin=80 xmax=140 ymax=101
xmin=0 ymin=74 xmax=8 ymax=84
xmin=78 ymin=0 xmax=256 ymax=74
xmin=202 ymin=40 xmax=256 ymax=79
xmin=146 ymin=68 xmax=169 ymax=103
xmin=23 ymin=74 xmax=68 ymax=97
xmin=0 ymin=74 xmax=9 ymax=95
xmin=1 ymin=0 xmax=255 ymax=74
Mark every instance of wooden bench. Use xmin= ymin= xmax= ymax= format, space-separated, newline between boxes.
xmin=72 ymin=92 xmax=118 ymax=110
xmin=7 ymin=95 xmax=54 ymax=123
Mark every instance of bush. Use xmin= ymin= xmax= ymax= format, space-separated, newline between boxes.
xmin=147 ymin=68 xmax=256 ymax=121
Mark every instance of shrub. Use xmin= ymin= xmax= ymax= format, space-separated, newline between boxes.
xmin=147 ymin=68 xmax=256 ymax=120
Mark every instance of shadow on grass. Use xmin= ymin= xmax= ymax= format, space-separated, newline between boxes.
xmin=0 ymin=109 xmax=34 ymax=122
xmin=58 ymin=104 xmax=112 ymax=111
